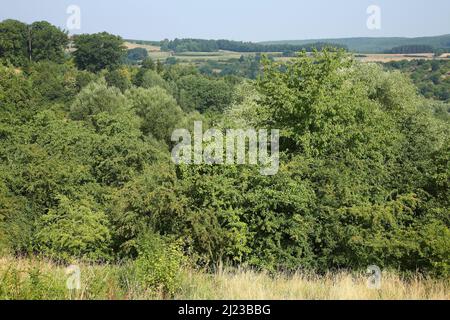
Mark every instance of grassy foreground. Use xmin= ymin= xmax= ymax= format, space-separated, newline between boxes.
xmin=0 ymin=257 xmax=448 ymax=300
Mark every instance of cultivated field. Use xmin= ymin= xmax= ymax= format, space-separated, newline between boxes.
xmin=125 ymin=42 xmax=252 ymax=62
xmin=125 ymin=41 xmax=450 ymax=64
xmin=355 ymin=53 xmax=436 ymax=62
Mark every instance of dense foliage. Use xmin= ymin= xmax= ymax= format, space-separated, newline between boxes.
xmin=72 ymin=32 xmax=127 ymax=72
xmin=126 ymin=47 xmax=149 ymax=64
xmin=199 ymin=54 xmax=264 ymax=79
xmin=385 ymin=59 xmax=450 ymax=103
xmin=0 ymin=21 xmax=449 ymax=283
xmin=0 ymin=19 xmax=68 ymax=66
xmin=385 ymin=45 xmax=435 ymax=54
xmin=159 ymin=38 xmax=347 ymax=53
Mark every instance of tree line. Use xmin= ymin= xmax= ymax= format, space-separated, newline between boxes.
xmin=0 ymin=19 xmax=68 ymax=66
xmin=159 ymin=38 xmax=348 ymax=53
xmin=385 ymin=45 xmax=435 ymax=54
xmin=385 ymin=44 xmax=450 ymax=55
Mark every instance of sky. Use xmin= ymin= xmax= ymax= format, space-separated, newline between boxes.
xmin=1 ymin=0 xmax=450 ymax=42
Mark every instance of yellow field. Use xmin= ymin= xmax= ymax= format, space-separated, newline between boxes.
xmin=356 ymin=53 xmax=436 ymax=63
xmin=181 ymin=270 xmax=449 ymax=300
xmin=170 ymin=50 xmax=245 ymax=61
xmin=124 ymin=41 xmax=161 ymax=52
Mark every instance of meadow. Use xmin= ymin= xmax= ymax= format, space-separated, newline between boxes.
xmin=1 ymin=257 xmax=448 ymax=300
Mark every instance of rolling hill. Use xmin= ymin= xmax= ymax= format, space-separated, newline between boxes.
xmin=260 ymin=34 xmax=450 ymax=53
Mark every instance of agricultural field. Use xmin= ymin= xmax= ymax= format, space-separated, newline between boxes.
xmin=125 ymin=41 xmax=448 ymax=64
xmin=125 ymin=42 xmax=259 ymax=63
xmin=356 ymin=53 xmax=436 ymax=63
xmin=125 ymin=41 xmax=172 ymax=60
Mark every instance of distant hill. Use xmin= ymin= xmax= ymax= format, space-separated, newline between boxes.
xmin=127 ymin=38 xmax=348 ymax=53
xmin=260 ymin=34 xmax=450 ymax=53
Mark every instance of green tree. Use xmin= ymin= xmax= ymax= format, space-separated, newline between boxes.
xmin=0 ymin=177 xmax=30 ymax=254
xmin=0 ymin=19 xmax=29 ymax=66
xmin=133 ymin=57 xmax=156 ymax=86
xmin=0 ymin=20 xmax=68 ymax=66
xmin=29 ymin=21 xmax=68 ymax=63
xmin=0 ymin=64 xmax=39 ymax=123
xmin=156 ymin=60 xmax=164 ymax=73
xmin=176 ymin=74 xmax=234 ymax=112
xmin=88 ymin=111 xmax=163 ymax=186
xmin=141 ymin=57 xmax=155 ymax=70
xmin=28 ymin=61 xmax=78 ymax=102
xmin=126 ymin=87 xmax=183 ymax=142
xmin=126 ymin=47 xmax=148 ymax=64
xmin=73 ymin=32 xmax=126 ymax=72
xmin=140 ymin=69 xmax=171 ymax=91
xmin=253 ymin=50 xmax=450 ymax=274
xmin=69 ymin=79 xmax=128 ymax=121
xmin=105 ymin=68 xmax=132 ymax=93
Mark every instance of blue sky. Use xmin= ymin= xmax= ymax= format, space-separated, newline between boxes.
xmin=2 ymin=0 xmax=450 ymax=41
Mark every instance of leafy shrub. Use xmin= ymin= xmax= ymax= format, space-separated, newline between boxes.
xmin=0 ymin=65 xmax=39 ymax=122
xmin=105 ymin=68 xmax=132 ymax=93
xmin=34 ymin=196 xmax=112 ymax=262
xmin=69 ymin=79 xmax=128 ymax=121
xmin=175 ymin=74 xmax=234 ymax=112
xmin=28 ymin=61 xmax=78 ymax=102
xmin=140 ymin=69 xmax=170 ymax=91
xmin=0 ymin=179 xmax=31 ymax=255
xmin=135 ymin=232 xmax=185 ymax=297
xmin=126 ymin=86 xmax=183 ymax=142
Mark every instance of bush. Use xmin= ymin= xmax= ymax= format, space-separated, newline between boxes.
xmin=140 ymin=69 xmax=170 ymax=91
xmin=126 ymin=48 xmax=148 ymax=64
xmin=0 ymin=178 xmax=31 ymax=255
xmin=105 ymin=68 xmax=132 ymax=93
xmin=28 ymin=61 xmax=78 ymax=102
xmin=69 ymin=79 xmax=128 ymax=121
xmin=0 ymin=65 xmax=38 ymax=122
xmin=34 ymin=196 xmax=112 ymax=262
xmin=126 ymin=86 xmax=183 ymax=142
xmin=135 ymin=232 xmax=185 ymax=297
xmin=176 ymin=74 xmax=234 ymax=112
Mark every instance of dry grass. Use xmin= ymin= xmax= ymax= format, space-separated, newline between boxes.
xmin=177 ymin=269 xmax=449 ymax=300
xmin=124 ymin=41 xmax=161 ymax=52
xmin=0 ymin=257 xmax=448 ymax=300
